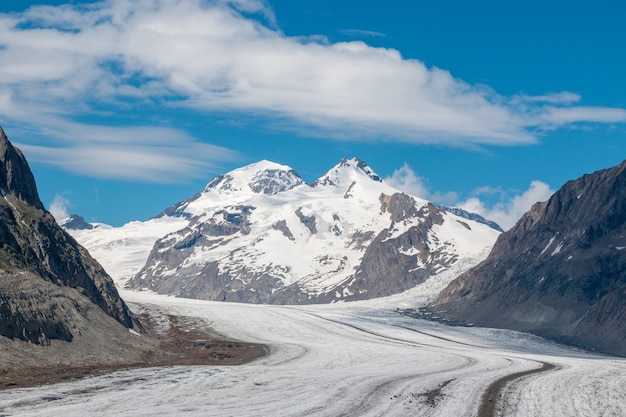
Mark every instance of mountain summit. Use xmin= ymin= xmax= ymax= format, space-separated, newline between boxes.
xmin=204 ymin=160 xmax=305 ymax=196
xmin=432 ymin=160 xmax=626 ymax=356
xmin=313 ymin=157 xmax=382 ymax=188
xmin=124 ymin=157 xmax=499 ymax=304
xmin=0 ymin=129 xmax=42 ymax=209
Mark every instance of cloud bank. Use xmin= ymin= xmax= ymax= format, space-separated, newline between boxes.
xmin=457 ymin=181 xmax=555 ymax=230
xmin=0 ymin=0 xmax=625 ymax=180
xmin=386 ymin=165 xmax=556 ymax=230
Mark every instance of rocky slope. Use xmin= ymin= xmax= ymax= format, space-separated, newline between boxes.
xmin=62 ymin=213 xmax=94 ymax=230
xmin=125 ymin=158 xmax=499 ymax=304
xmin=0 ymin=129 xmax=264 ymax=388
xmin=439 ymin=206 xmax=504 ymax=232
xmin=0 ymin=127 xmax=137 ymax=345
xmin=432 ymin=160 xmax=626 ymax=356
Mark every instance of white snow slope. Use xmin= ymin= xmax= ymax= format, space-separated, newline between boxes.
xmin=0 ymin=277 xmax=624 ymax=416
xmin=68 ymin=216 xmax=188 ymax=286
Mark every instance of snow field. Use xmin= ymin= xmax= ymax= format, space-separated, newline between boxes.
xmin=1 ymin=290 xmax=623 ymax=416
xmin=69 ymin=216 xmax=188 ymax=286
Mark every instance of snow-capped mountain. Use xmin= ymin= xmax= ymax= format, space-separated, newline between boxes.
xmin=108 ymin=157 xmax=499 ymax=304
xmin=203 ymin=160 xmax=305 ymax=196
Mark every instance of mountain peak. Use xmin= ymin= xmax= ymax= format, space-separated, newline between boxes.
xmin=313 ymin=157 xmax=382 ymax=188
xmin=0 ymin=127 xmax=138 ymax=345
xmin=0 ymin=127 xmax=43 ymax=209
xmin=204 ymin=160 xmax=304 ymax=196
xmin=61 ymin=213 xmax=95 ymax=230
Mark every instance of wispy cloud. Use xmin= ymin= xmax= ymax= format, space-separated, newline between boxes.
xmin=0 ymin=0 xmax=625 ymax=181
xmin=16 ymin=121 xmax=239 ymax=182
xmin=49 ymin=193 xmax=71 ymax=222
xmin=340 ymin=29 xmax=386 ymax=38
xmin=513 ymin=92 xmax=582 ymax=105
xmin=386 ymin=164 xmax=555 ymax=230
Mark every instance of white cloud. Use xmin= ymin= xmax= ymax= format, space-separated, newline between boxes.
xmin=49 ymin=193 xmax=71 ymax=222
xmin=16 ymin=122 xmax=239 ymax=182
xmin=385 ymin=164 xmax=430 ymax=199
xmin=340 ymin=29 xmax=387 ymax=38
xmin=513 ymin=92 xmax=581 ymax=105
xmin=458 ymin=180 xmax=555 ymax=230
xmin=0 ymin=1 xmax=625 ymax=181
xmin=386 ymin=164 xmax=555 ymax=230
xmin=537 ymin=107 xmax=626 ymax=126
xmin=385 ymin=164 xmax=457 ymax=203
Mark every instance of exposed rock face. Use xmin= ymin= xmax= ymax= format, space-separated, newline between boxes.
xmin=0 ymin=132 xmax=42 ymax=209
xmin=269 ymin=199 xmax=460 ymax=304
xmin=352 ymin=201 xmax=453 ymax=297
xmin=62 ymin=214 xmax=94 ymax=230
xmin=432 ymin=160 xmax=626 ymax=356
xmin=440 ymin=206 xmax=504 ymax=232
xmin=0 ymin=127 xmax=138 ymax=345
xmin=127 ymin=158 xmax=499 ymax=304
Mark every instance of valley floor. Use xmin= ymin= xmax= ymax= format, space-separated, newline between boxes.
xmin=0 ymin=289 xmax=624 ymax=416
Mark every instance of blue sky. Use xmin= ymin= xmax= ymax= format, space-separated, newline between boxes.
xmin=1 ymin=0 xmax=625 ymax=229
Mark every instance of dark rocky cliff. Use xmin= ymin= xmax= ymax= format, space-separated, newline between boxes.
xmin=0 ymin=127 xmax=138 ymax=345
xmin=432 ymin=160 xmax=626 ymax=356
xmin=62 ymin=214 xmax=94 ymax=230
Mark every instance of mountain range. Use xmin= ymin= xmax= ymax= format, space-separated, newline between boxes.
xmin=68 ymin=158 xmax=500 ymax=304
xmin=432 ymin=160 xmax=626 ymax=356
xmin=59 ymin=144 xmax=626 ymax=357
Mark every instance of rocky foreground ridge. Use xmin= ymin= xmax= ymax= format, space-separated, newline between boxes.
xmin=0 ymin=127 xmax=138 ymax=345
xmin=432 ymin=160 xmax=626 ymax=356
xmin=0 ymin=127 xmax=264 ymax=388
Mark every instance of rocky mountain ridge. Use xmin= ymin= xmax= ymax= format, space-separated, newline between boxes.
xmin=432 ymin=160 xmax=626 ymax=356
xmin=0 ymin=127 xmax=138 ymax=345
xmin=439 ymin=206 xmax=504 ymax=232
xmin=62 ymin=213 xmax=94 ymax=230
